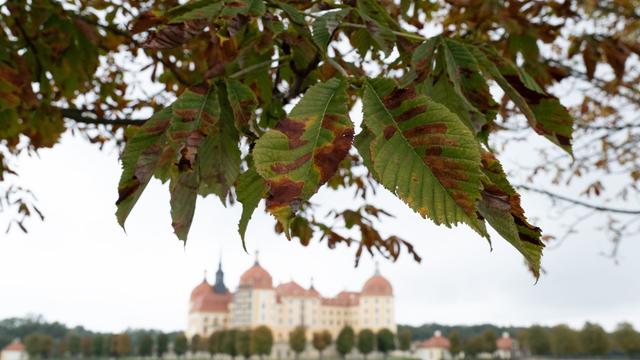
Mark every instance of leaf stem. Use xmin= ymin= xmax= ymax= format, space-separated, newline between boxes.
xmin=326 ymin=58 xmax=349 ymax=78
xmin=229 ymin=55 xmax=292 ymax=79
xmin=340 ymin=22 xmax=427 ymax=42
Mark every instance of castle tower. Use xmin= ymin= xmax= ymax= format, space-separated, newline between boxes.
xmin=213 ymin=255 xmax=229 ymax=294
xmin=359 ymin=262 xmax=396 ymax=333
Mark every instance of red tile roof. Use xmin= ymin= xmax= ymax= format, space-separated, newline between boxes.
xmin=3 ymin=342 xmax=25 ymax=351
xmin=239 ymin=263 xmax=272 ymax=289
xmin=306 ymin=286 xmax=320 ymax=297
xmin=321 ymin=291 xmax=360 ymax=306
xmin=497 ymin=336 xmax=513 ymax=350
xmin=276 ymin=281 xmax=321 ymax=297
xmin=191 ymin=291 xmax=232 ymax=312
xmin=419 ymin=335 xmax=450 ymax=349
xmin=276 ymin=281 xmax=305 ymax=296
xmin=362 ymin=275 xmax=393 ymax=296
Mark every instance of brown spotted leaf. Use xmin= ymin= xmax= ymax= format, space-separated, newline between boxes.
xmin=115 ymin=107 xmax=173 ymax=228
xmin=416 ymin=38 xmax=498 ymax=136
xmin=197 ymin=82 xmax=241 ymax=201
xmin=253 ymin=78 xmax=354 ymax=233
xmin=225 ymin=78 xmax=258 ymax=135
xmin=167 ymin=83 xmax=219 ymax=240
xmin=130 ymin=11 xmax=166 ymax=34
xmin=141 ymin=19 xmax=209 ymax=49
xmin=477 ymin=151 xmax=544 ymax=278
xmin=469 ymin=45 xmax=574 ymax=154
xmin=360 ymin=78 xmax=487 ymax=235
xmin=411 ymin=36 xmax=441 ymax=82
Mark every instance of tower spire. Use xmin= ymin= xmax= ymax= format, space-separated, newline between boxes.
xmin=374 ymin=261 xmax=380 ymax=275
xmin=254 ymin=250 xmax=259 ymax=265
xmin=203 ymin=269 xmax=208 ymax=282
xmin=213 ymin=252 xmax=228 ymax=294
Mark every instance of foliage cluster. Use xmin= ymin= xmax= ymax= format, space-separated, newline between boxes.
xmin=3 ymin=0 xmax=640 ymax=275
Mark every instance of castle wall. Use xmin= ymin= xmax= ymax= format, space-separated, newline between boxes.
xmin=187 ymin=262 xmax=396 ymax=357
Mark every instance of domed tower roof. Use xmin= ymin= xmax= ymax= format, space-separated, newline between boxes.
xmin=239 ymin=252 xmax=272 ymax=289
xmin=190 ymin=271 xmax=212 ymax=300
xmin=361 ymin=263 xmax=393 ymax=296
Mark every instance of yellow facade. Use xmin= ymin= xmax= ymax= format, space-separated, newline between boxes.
xmin=187 ymin=259 xmax=396 ymax=342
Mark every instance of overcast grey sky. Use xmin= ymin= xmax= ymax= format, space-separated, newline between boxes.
xmin=1 ymin=105 xmax=639 ymax=333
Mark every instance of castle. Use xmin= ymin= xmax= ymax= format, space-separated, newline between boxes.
xmin=186 ymin=254 xmax=396 ymax=344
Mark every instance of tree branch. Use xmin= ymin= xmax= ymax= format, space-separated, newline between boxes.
xmin=516 ymin=184 xmax=640 ymax=215
xmin=60 ymin=108 xmax=147 ymax=126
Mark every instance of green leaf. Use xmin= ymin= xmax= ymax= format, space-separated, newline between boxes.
xmin=411 ymin=36 xmax=441 ymax=81
xmin=115 ymin=107 xmax=173 ymax=228
xmin=356 ymin=0 xmax=397 ymax=55
xmin=236 ymin=166 xmax=268 ymax=250
xmin=360 ymin=78 xmax=486 ymax=235
xmin=350 ymin=28 xmax=373 ymax=57
xmin=170 ymin=168 xmax=199 ymax=242
xmin=244 ymin=0 xmax=266 ymax=17
xmin=470 ymin=45 xmax=573 ymax=154
xmin=439 ymin=38 xmax=498 ymax=132
xmin=253 ymin=78 xmax=354 ymax=233
xmin=116 ymin=82 xmax=241 ymax=242
xmin=197 ymin=83 xmax=241 ymax=202
xmin=167 ymin=0 xmax=224 ymax=23
xmin=220 ymin=0 xmax=266 ymax=18
xmin=477 ymin=151 xmax=544 ymax=278
xmin=276 ymin=2 xmax=306 ymax=26
xmin=413 ymin=38 xmax=497 ymax=135
xmin=312 ymin=9 xmax=350 ymax=50
xmin=353 ymin=126 xmax=381 ymax=184
xmin=225 ymin=78 xmax=258 ymax=135
xmin=167 ymin=83 xmax=218 ymax=240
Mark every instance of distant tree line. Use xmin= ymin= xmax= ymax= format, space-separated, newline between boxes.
xmin=4 ymin=316 xmax=640 ymax=358
xmin=400 ymin=322 xmax=640 ymax=357
xmin=0 ymin=316 xmax=179 ymax=359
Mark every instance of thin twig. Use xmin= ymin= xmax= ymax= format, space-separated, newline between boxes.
xmin=229 ymin=56 xmax=292 ymax=79
xmin=516 ymin=184 xmax=640 ymax=215
xmin=340 ymin=22 xmax=426 ymax=41
xmin=60 ymin=108 xmax=147 ymax=126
